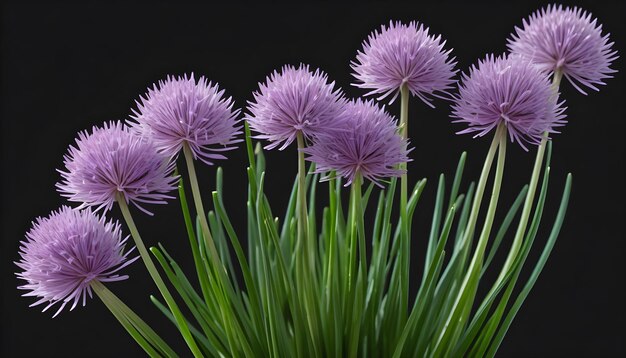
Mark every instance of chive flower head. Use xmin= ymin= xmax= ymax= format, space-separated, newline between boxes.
xmin=508 ymin=4 xmax=618 ymax=94
xmin=452 ymin=54 xmax=567 ymax=150
xmin=130 ymin=74 xmax=242 ymax=164
xmin=57 ymin=121 xmax=178 ymax=215
xmin=351 ymin=20 xmax=457 ymax=106
xmin=303 ymin=98 xmax=410 ymax=186
xmin=16 ymin=206 xmax=137 ymax=317
xmin=245 ymin=64 xmax=346 ymax=150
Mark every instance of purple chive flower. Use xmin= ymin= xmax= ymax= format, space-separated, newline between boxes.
xmin=351 ymin=20 xmax=457 ymax=106
xmin=508 ymin=4 xmax=618 ymax=94
xmin=57 ymin=121 xmax=178 ymax=215
xmin=303 ymin=99 xmax=410 ymax=186
xmin=452 ymin=54 xmax=567 ymax=150
xmin=130 ymin=74 xmax=242 ymax=165
xmin=246 ymin=64 xmax=346 ymax=150
xmin=16 ymin=206 xmax=137 ymax=317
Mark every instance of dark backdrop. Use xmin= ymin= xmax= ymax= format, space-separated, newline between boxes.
xmin=2 ymin=1 xmax=624 ymax=357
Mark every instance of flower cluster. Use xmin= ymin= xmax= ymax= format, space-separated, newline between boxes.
xmin=303 ymin=99 xmax=410 ymax=186
xmin=508 ymin=4 xmax=617 ymax=94
xmin=452 ymin=54 xmax=567 ymax=150
xmin=351 ymin=20 xmax=457 ymax=105
xmin=15 ymin=5 xmax=619 ymax=356
xmin=130 ymin=74 xmax=242 ymax=164
xmin=16 ymin=206 xmax=136 ymax=316
xmin=23 ymin=70 xmax=244 ymax=321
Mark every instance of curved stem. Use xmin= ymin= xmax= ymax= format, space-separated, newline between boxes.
xmin=432 ymin=123 xmax=506 ymax=354
xmin=116 ymin=194 xmax=202 ymax=357
xmin=461 ymin=123 xmax=504 ymax=248
xmin=182 ymin=143 xmax=225 ymax=274
xmin=475 ymin=123 xmax=507 ymax=262
xmin=496 ymin=68 xmax=563 ymax=283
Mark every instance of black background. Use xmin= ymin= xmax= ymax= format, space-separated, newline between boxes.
xmin=2 ymin=1 xmax=624 ymax=357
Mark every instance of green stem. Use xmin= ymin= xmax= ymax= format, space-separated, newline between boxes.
xmin=399 ymin=83 xmax=410 ymax=319
xmin=432 ymin=123 xmax=506 ymax=354
xmin=496 ymin=68 xmax=562 ymax=284
xmin=325 ymin=175 xmax=337 ymax=301
xmin=346 ymin=179 xmax=358 ymax=295
xmin=461 ymin=123 xmax=503 ymax=253
xmin=475 ymin=123 xmax=507 ymax=263
xmin=176 ymin=170 xmax=212 ymax=308
xmin=296 ymin=132 xmax=310 ymax=263
xmin=295 ymin=132 xmax=320 ymax=356
xmin=352 ymin=172 xmax=367 ymax=292
xmin=116 ymin=194 xmax=202 ymax=357
xmin=182 ymin=143 xmax=226 ymax=278
xmin=182 ymin=144 xmax=244 ymax=356
xmin=244 ymin=121 xmax=256 ymax=174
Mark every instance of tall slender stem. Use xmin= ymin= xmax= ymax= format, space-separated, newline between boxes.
xmin=496 ymin=68 xmax=563 ymax=283
xmin=116 ymin=194 xmax=202 ymax=357
xmin=433 ymin=123 xmax=506 ymax=354
xmin=296 ymin=132 xmax=320 ymax=356
xmin=296 ymin=132 xmax=310 ymax=264
xmin=399 ymin=83 xmax=410 ymax=318
xmin=352 ymin=172 xmax=367 ymax=292
xmin=182 ymin=143 xmax=224 ymax=274
xmin=475 ymin=123 xmax=507 ymax=260
xmin=325 ymin=175 xmax=337 ymax=302
xmin=462 ymin=124 xmax=504 ymax=242
xmin=346 ymin=177 xmax=358 ymax=295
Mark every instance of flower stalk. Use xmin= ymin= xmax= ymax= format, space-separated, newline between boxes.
xmin=296 ymin=132 xmax=310 ymax=258
xmin=433 ymin=122 xmax=506 ymax=354
xmin=399 ymin=83 xmax=410 ymax=319
xmin=496 ymin=68 xmax=563 ymax=284
xmin=116 ymin=193 xmax=202 ymax=357
xmin=182 ymin=142 xmax=225 ymax=275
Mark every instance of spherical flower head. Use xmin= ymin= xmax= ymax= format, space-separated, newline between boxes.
xmin=452 ymin=54 xmax=567 ymax=151
xmin=508 ymin=4 xmax=618 ymax=94
xmin=351 ymin=20 xmax=457 ymax=106
xmin=303 ymin=99 xmax=410 ymax=187
xmin=16 ymin=206 xmax=137 ymax=317
xmin=245 ymin=64 xmax=346 ymax=150
xmin=130 ymin=74 xmax=242 ymax=164
xmin=57 ymin=121 xmax=178 ymax=215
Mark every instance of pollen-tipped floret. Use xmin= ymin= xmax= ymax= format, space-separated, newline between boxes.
xmin=508 ymin=4 xmax=618 ymax=94
xmin=303 ymin=99 xmax=410 ymax=186
xmin=57 ymin=121 xmax=178 ymax=215
xmin=452 ymin=54 xmax=567 ymax=150
xmin=16 ymin=206 xmax=137 ymax=317
xmin=245 ymin=64 xmax=346 ymax=150
xmin=130 ymin=74 xmax=242 ymax=164
xmin=351 ymin=20 xmax=457 ymax=106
